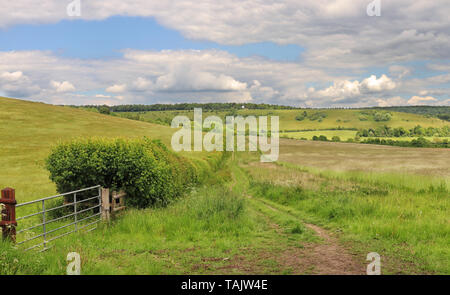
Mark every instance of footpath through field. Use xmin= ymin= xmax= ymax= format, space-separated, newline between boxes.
xmin=229 ymin=162 xmax=365 ymax=275
xmin=248 ymin=196 xmax=364 ymax=274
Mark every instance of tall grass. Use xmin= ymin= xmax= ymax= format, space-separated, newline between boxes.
xmin=248 ymin=164 xmax=450 ymax=274
xmin=0 ymin=185 xmax=252 ymax=274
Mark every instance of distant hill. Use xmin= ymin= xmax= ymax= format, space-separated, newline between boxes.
xmin=73 ymin=103 xmax=450 ymax=121
xmin=113 ymin=107 xmax=449 ymax=131
xmin=71 ymin=102 xmax=299 ymax=112
xmin=372 ymin=106 xmax=450 ymax=121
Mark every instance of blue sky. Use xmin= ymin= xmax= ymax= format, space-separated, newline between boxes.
xmin=0 ymin=17 xmax=303 ymax=61
xmin=0 ymin=1 xmax=448 ymax=107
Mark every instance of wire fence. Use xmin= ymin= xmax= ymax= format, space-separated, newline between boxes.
xmin=15 ymin=185 xmax=102 ymax=252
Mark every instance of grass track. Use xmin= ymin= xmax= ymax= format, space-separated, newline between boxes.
xmin=243 ymin=156 xmax=449 ymax=274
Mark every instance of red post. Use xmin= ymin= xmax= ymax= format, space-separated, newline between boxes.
xmin=0 ymin=188 xmax=17 ymax=242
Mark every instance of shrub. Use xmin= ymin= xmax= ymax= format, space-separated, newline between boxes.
xmin=46 ymin=138 xmax=198 ymax=208
xmin=295 ymin=111 xmax=308 ymax=121
xmin=374 ymin=111 xmax=392 ymax=122
xmin=309 ymin=112 xmax=328 ymax=121
xmin=295 ymin=114 xmax=305 ymax=121
xmin=98 ymin=106 xmax=111 ymax=115
xmin=331 ymin=136 xmax=341 ymax=142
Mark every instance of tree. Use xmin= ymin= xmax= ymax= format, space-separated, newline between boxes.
xmin=98 ymin=106 xmax=111 ymax=115
xmin=331 ymin=136 xmax=341 ymax=142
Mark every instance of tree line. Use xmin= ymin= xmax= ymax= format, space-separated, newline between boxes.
xmin=356 ymin=125 xmax=450 ymax=138
xmin=73 ymin=103 xmax=299 ymax=113
xmin=373 ymin=106 xmax=450 ymax=122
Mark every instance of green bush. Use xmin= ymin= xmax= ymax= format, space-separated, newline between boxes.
xmin=46 ymin=138 xmax=198 ymax=208
xmin=308 ymin=112 xmax=328 ymax=121
xmin=98 ymin=106 xmax=111 ymax=115
xmin=295 ymin=111 xmax=308 ymax=121
xmin=373 ymin=111 xmax=392 ymax=122
xmin=331 ymin=136 xmax=341 ymax=142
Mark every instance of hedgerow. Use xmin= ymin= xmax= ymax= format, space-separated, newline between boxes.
xmin=46 ymin=137 xmax=198 ymax=208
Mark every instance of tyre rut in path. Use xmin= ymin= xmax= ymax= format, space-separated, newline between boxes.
xmin=252 ymin=197 xmax=365 ymax=275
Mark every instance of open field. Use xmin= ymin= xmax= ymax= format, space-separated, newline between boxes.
xmin=242 ymin=158 xmax=449 ymax=274
xmin=281 ymin=130 xmax=357 ymax=141
xmin=118 ymin=108 xmax=449 ymax=131
xmin=1 ymin=97 xmax=449 ymax=274
xmin=278 ymin=138 xmax=450 ymax=176
xmin=281 ymin=131 xmax=450 ymax=142
xmin=0 ymin=97 xmax=215 ymax=203
xmin=365 ymin=136 xmax=450 ymax=142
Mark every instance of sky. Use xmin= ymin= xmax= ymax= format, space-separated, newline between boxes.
xmin=0 ymin=0 xmax=449 ymax=107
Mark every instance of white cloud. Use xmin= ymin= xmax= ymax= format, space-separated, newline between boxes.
xmin=427 ymin=63 xmax=450 ymax=72
xmin=309 ymin=74 xmax=396 ymax=103
xmin=1 ymin=71 xmax=25 ymax=82
xmin=389 ymin=65 xmax=412 ymax=79
xmin=376 ymin=96 xmax=408 ymax=107
xmin=106 ymin=84 xmax=127 ymax=93
xmin=155 ymin=70 xmax=247 ymax=92
xmin=95 ymin=94 xmax=111 ymax=98
xmin=0 ymin=1 xmax=448 ymax=107
xmin=0 ymin=49 xmax=447 ymax=107
xmin=360 ymin=75 xmax=396 ymax=93
xmin=50 ymin=80 xmax=75 ymax=92
xmin=0 ymin=70 xmax=41 ymax=97
xmin=132 ymin=77 xmax=153 ymax=91
xmin=408 ymin=95 xmax=438 ymax=105
xmin=0 ymin=1 xmax=448 ymax=70
xmin=314 ymin=80 xmax=361 ymax=100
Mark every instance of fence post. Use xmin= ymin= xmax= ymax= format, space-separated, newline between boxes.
xmin=0 ymin=188 xmax=17 ymax=242
xmin=101 ymin=188 xmax=110 ymax=221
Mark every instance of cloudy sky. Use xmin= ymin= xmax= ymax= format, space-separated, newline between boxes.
xmin=0 ymin=0 xmax=449 ymax=107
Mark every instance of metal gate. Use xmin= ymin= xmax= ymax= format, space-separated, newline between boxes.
xmin=15 ymin=185 xmax=102 ymax=251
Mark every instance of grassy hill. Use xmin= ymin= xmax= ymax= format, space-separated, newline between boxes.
xmin=117 ymin=108 xmax=449 ymax=131
xmin=0 ymin=97 xmax=200 ymax=202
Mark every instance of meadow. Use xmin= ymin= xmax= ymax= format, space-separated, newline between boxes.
xmin=1 ymin=97 xmax=449 ymax=274
xmin=117 ymin=108 xmax=449 ymax=131
xmin=118 ymin=108 xmax=449 ymax=148
xmin=243 ymin=159 xmax=449 ymax=274
xmin=0 ymin=97 xmax=215 ymax=203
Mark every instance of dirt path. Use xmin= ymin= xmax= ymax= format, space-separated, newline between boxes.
xmin=252 ymin=197 xmax=365 ymax=275
xmin=301 ymin=223 xmax=364 ymax=274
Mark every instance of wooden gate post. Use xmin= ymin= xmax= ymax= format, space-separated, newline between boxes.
xmin=0 ymin=188 xmax=17 ymax=242
xmin=101 ymin=188 xmax=110 ymax=221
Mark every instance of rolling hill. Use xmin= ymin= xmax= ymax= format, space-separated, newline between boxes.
xmin=117 ymin=108 xmax=449 ymax=131
xmin=0 ymin=97 xmax=189 ymax=202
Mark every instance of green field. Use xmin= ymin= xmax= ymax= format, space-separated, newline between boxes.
xmin=118 ymin=108 xmax=449 ymax=131
xmin=118 ymin=108 xmax=449 ymax=147
xmin=281 ymin=132 xmax=450 ymax=143
xmin=1 ymin=97 xmax=449 ymax=275
xmin=281 ymin=130 xmax=357 ymax=141
xmin=365 ymin=136 xmax=450 ymax=142
xmin=0 ymin=97 xmax=216 ymax=203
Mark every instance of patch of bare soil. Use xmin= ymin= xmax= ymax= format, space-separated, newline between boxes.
xmin=248 ymin=198 xmax=365 ymax=274
xmin=196 ymin=185 xmax=366 ymax=274
xmin=301 ymin=223 xmax=364 ymax=274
